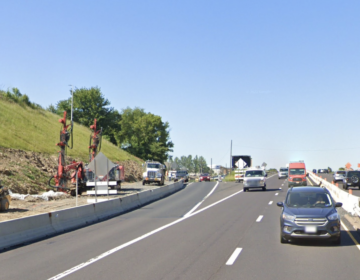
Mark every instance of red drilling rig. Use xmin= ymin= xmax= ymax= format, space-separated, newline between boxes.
xmin=89 ymin=118 xmax=102 ymax=161
xmin=48 ymin=111 xmax=86 ymax=196
xmin=86 ymin=118 xmax=125 ymax=190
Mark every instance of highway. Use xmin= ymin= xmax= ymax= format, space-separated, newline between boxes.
xmin=315 ymin=172 xmax=360 ymax=197
xmin=1 ymin=175 xmax=360 ymax=279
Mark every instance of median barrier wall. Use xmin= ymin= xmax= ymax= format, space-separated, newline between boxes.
xmin=308 ymin=172 xmax=360 ymax=216
xmin=0 ymin=180 xmax=184 ymax=251
xmin=0 ymin=213 xmax=55 ymax=250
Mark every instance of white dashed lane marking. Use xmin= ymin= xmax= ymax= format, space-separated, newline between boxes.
xmin=256 ymin=215 xmax=263 ymax=222
xmin=226 ymin=248 xmax=243 ymax=265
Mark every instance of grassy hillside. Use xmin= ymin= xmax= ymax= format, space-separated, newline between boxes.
xmin=0 ymin=98 xmax=140 ymax=163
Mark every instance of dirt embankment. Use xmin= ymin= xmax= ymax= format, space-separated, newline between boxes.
xmin=0 ymin=147 xmax=144 ymax=195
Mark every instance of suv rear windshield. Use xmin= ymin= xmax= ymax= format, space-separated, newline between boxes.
xmin=201 ymin=173 xmax=209 ymax=176
xmin=245 ymin=171 xmax=264 ymax=177
xmin=286 ymin=192 xmax=332 ymax=208
xmin=347 ymin=171 xmax=360 ymax=177
xmin=336 ymin=171 xmax=345 ymax=174
xmin=280 ymin=168 xmax=288 ymax=172
xmin=289 ymin=168 xmax=305 ymax=175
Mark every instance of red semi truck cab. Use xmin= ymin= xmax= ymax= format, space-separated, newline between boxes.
xmin=288 ymin=162 xmax=307 ymax=187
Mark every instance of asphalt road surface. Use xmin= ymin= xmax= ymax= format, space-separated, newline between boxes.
xmin=1 ymin=175 xmax=360 ymax=279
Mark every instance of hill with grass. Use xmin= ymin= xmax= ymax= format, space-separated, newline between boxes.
xmin=0 ymin=97 xmax=140 ymax=162
xmin=0 ymin=96 xmax=143 ymax=194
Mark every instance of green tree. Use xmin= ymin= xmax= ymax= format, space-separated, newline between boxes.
xmin=174 ymin=157 xmax=182 ymax=170
xmin=51 ymin=87 xmax=121 ymax=146
xmin=186 ymin=155 xmax=194 ymax=172
xmin=193 ymin=155 xmax=199 ymax=174
xmin=46 ymin=104 xmax=57 ymax=113
xmin=119 ymin=107 xmax=174 ymax=162
xmin=339 ymin=167 xmax=345 ymax=171
xmin=198 ymin=156 xmax=210 ymax=173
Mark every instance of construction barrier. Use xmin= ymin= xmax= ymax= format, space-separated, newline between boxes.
xmin=308 ymin=172 xmax=360 ymax=216
xmin=0 ymin=180 xmax=185 ymax=251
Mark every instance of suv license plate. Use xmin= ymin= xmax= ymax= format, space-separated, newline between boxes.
xmin=305 ymin=226 xmax=317 ymax=233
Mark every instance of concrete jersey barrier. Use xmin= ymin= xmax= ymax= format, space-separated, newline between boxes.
xmin=308 ymin=171 xmax=360 ymax=216
xmin=0 ymin=180 xmax=185 ymax=251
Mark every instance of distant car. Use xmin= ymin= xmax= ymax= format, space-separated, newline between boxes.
xmin=277 ymin=186 xmax=342 ymax=244
xmin=278 ymin=167 xmax=288 ymax=179
xmin=342 ymin=171 xmax=360 ymax=190
xmin=312 ymin=169 xmax=317 ymax=174
xmin=333 ymin=171 xmax=345 ymax=182
xmin=243 ymin=169 xmax=267 ymax=192
xmin=199 ymin=173 xmax=210 ymax=182
xmin=318 ymin=169 xmax=329 ymax=174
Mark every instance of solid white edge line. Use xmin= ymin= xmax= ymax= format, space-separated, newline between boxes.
xmin=183 ymin=202 xmax=202 ymax=218
xmin=256 ymin=215 xmax=263 ymax=222
xmin=340 ymin=221 xmax=360 ymax=251
xmin=48 ymin=189 xmax=244 ymax=280
xmin=226 ymin=248 xmax=243 ymax=265
xmin=184 ymin=181 xmax=219 ymax=217
xmin=307 ymin=177 xmax=314 ymax=186
xmin=269 ymin=201 xmax=273 ymax=205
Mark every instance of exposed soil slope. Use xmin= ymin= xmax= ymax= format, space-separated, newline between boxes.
xmin=0 ymin=147 xmax=144 ymax=194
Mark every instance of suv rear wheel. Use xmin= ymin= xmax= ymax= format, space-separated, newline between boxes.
xmin=350 ymin=175 xmax=359 ymax=184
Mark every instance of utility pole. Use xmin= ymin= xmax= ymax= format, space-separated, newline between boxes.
xmin=230 ymin=140 xmax=232 ymax=171
xmin=69 ymin=85 xmax=73 ymax=124
xmin=211 ymin=158 xmax=212 ymax=175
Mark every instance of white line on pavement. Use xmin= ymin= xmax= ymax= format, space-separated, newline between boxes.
xmin=256 ymin=215 xmax=263 ymax=222
xmin=184 ymin=182 xmax=219 ymax=217
xmin=279 ymin=187 xmax=282 ymax=190
xmin=269 ymin=201 xmax=273 ymax=205
xmin=307 ymin=178 xmax=313 ymax=186
xmin=275 ymin=193 xmax=279 ymax=196
xmin=226 ymin=248 xmax=243 ymax=265
xmin=341 ymin=221 xmax=360 ymax=251
xmin=48 ymin=189 xmax=244 ymax=280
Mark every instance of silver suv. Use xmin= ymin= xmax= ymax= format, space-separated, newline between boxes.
xmin=243 ymin=169 xmax=267 ymax=192
xmin=333 ymin=170 xmax=345 ymax=182
xmin=278 ymin=167 xmax=288 ymax=179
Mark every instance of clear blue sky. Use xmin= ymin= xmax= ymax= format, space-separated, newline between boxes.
xmin=1 ymin=0 xmax=359 ymax=170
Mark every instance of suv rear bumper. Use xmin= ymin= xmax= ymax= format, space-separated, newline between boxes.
xmin=288 ymin=181 xmax=307 ymax=187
